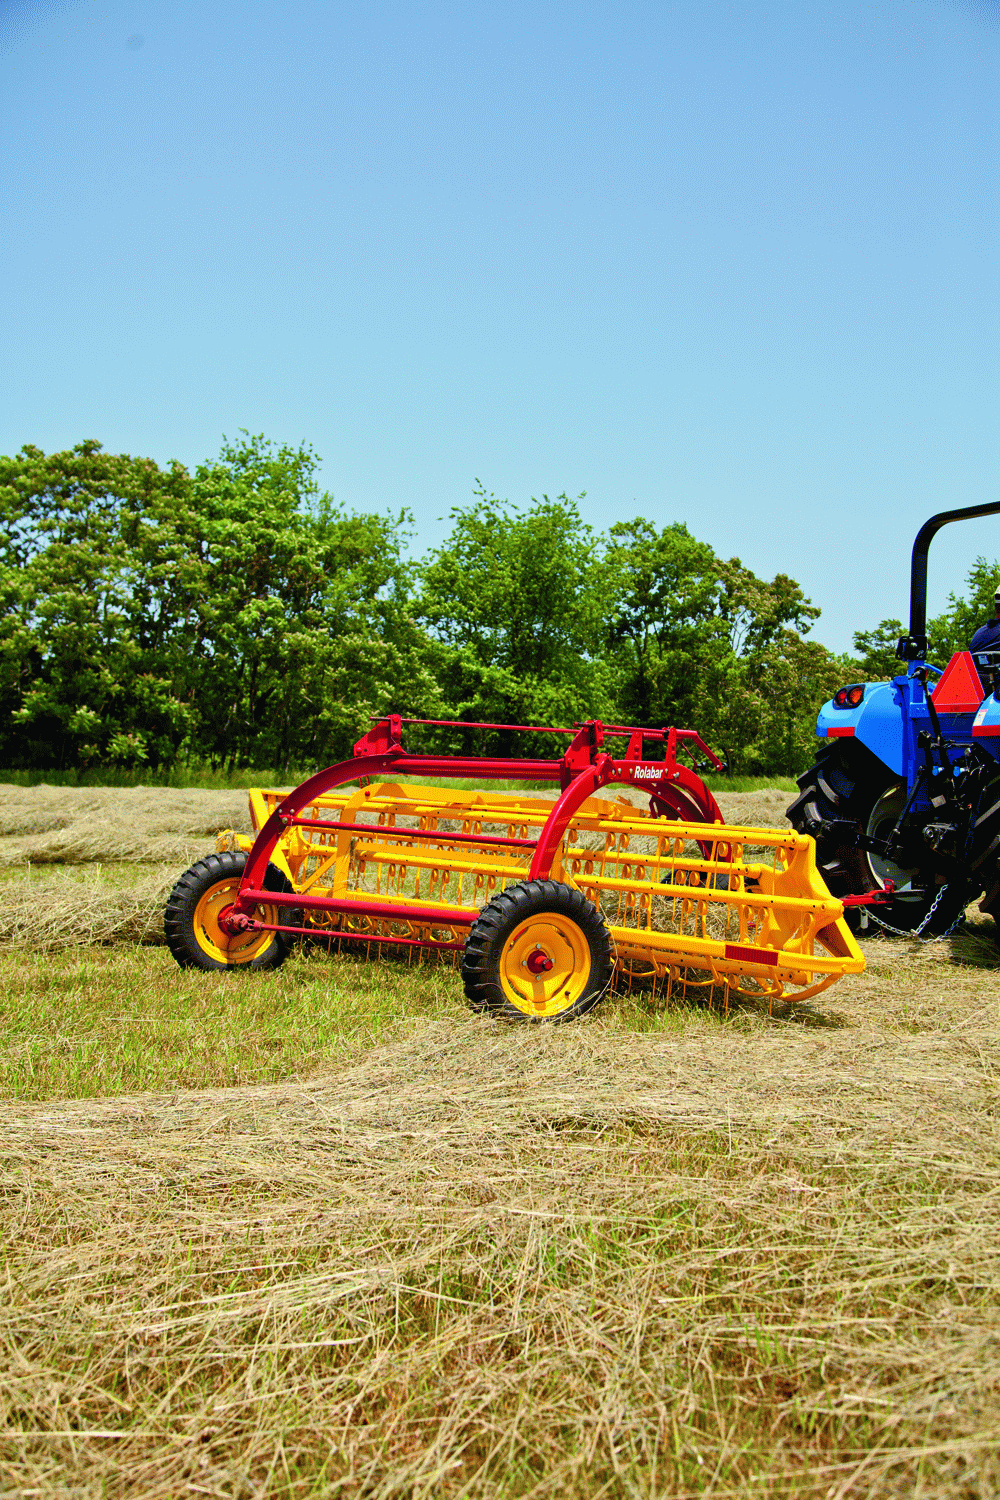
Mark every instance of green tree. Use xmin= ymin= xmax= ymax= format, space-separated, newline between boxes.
xmin=176 ymin=432 xmax=440 ymax=769
xmin=0 ymin=435 xmax=442 ymax=772
xmin=850 ymin=619 xmax=905 ymax=680
xmin=416 ymin=486 xmax=612 ymax=748
xmin=927 ymin=557 xmax=1000 ymax=663
xmin=0 ymin=440 xmax=194 ymax=769
xmin=603 ymin=518 xmax=720 ymax=723
xmin=601 ymin=519 xmax=831 ymax=773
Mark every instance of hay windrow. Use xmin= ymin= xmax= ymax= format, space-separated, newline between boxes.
xmin=0 ymin=867 xmax=174 ymax=947
xmin=0 ymin=783 xmax=797 ymax=950
xmin=0 ymin=782 xmax=795 ymax=868
xmin=3 ymin=1004 xmax=1000 ymax=1498
xmin=6 ymin=779 xmax=999 ymax=1496
xmin=0 ymin=784 xmax=257 ymax=865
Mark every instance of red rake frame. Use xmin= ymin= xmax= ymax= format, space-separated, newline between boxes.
xmin=222 ymin=716 xmax=724 ymax=939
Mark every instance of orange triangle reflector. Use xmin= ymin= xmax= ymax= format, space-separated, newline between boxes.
xmin=930 ymin=651 xmax=985 ymax=713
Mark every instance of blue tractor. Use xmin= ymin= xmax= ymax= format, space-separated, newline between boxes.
xmin=787 ymin=500 xmax=1000 ymax=936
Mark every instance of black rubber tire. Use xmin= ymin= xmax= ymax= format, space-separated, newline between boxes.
xmin=461 ymin=878 xmax=613 ymax=1024
xmin=787 ymin=741 xmax=964 ymax=935
xmin=164 ymin=850 xmax=301 ymax=973
xmin=969 ymin=773 xmax=1000 ymax=945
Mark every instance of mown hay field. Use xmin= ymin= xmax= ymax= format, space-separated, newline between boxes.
xmin=2 ymin=783 xmax=1000 ymax=1498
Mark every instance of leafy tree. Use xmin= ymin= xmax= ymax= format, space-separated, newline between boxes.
xmin=0 ymin=437 xmax=851 ymax=779
xmin=927 ymin=557 xmax=1000 ymax=663
xmin=603 ymin=519 xmax=720 ymax=723
xmin=175 ymin=432 xmax=439 ymax=769
xmin=850 ymin=619 xmax=905 ymax=680
xmin=601 ymin=519 xmax=831 ymax=773
xmin=0 ymin=440 xmax=193 ymax=769
xmin=0 ymin=435 xmax=441 ymax=772
xmin=416 ymin=486 xmax=612 ymax=748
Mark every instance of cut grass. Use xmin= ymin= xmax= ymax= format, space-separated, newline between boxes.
xmin=2 ymin=945 xmax=1000 ymax=1497
xmin=0 ymin=945 xmax=722 ymax=1102
xmin=3 ymin=788 xmax=1000 ymax=1496
xmin=0 ymin=783 xmax=797 ymax=953
xmin=0 ymin=946 xmax=462 ymax=1099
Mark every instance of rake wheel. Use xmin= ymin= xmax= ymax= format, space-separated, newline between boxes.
xmin=461 ymin=878 xmax=612 ymax=1023
xmin=164 ymin=850 xmax=301 ymax=972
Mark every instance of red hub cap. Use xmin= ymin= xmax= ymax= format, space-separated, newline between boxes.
xmin=524 ymin=947 xmax=554 ymax=975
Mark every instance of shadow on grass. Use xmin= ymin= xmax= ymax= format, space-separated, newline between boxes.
xmin=725 ymin=992 xmax=849 ymax=1028
xmin=607 ymin=971 xmax=849 ymax=1031
xmin=862 ymin=917 xmax=1000 ymax=970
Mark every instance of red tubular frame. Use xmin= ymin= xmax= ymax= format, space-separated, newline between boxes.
xmin=226 ymin=716 xmax=725 ymax=935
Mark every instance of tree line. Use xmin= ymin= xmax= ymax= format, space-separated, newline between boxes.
xmin=1 ymin=436 xmax=994 ymax=776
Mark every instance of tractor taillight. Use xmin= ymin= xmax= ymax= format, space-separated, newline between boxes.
xmin=834 ymin=684 xmax=865 ymax=709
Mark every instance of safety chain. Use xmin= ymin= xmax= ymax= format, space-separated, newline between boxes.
xmin=863 ymin=881 xmax=967 ymax=942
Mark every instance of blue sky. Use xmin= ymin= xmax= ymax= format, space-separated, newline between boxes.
xmin=2 ymin=0 xmax=999 ymax=653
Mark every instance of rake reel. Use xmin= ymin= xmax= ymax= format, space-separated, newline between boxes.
xmin=165 ymin=716 xmax=865 ymax=1020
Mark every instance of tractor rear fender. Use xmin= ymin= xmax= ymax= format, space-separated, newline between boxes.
xmin=815 ymin=680 xmax=907 ymax=778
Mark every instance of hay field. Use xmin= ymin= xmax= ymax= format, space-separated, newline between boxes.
xmin=0 ymin=782 xmax=792 ymax=951
xmin=0 ymin=783 xmax=260 ymax=950
xmin=2 ymin=784 xmax=1000 ymax=1498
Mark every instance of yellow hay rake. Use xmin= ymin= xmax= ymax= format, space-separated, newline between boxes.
xmin=165 ymin=716 xmax=864 ymax=1022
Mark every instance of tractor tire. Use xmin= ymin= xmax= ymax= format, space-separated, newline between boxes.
xmin=787 ymin=740 xmax=966 ymax=935
xmin=164 ymin=851 xmax=301 ymax=973
xmin=461 ymin=879 xmax=613 ymax=1023
xmin=969 ymin=773 xmax=1000 ymax=945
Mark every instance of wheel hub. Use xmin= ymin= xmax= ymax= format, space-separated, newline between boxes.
xmin=865 ymin=784 xmax=921 ymax=894
xmin=524 ymin=946 xmax=554 ymax=975
xmin=217 ymin=903 xmax=256 ymax=937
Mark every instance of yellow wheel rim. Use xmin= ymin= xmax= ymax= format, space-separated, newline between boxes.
xmin=192 ymin=877 xmax=280 ymax=966
xmin=499 ymin=913 xmax=591 ymax=1018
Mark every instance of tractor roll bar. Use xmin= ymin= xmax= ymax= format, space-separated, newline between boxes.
xmin=899 ymin=499 xmax=1000 ymax=660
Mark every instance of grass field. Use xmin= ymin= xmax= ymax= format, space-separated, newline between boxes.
xmin=0 ymin=766 xmax=799 ymax=795
xmin=2 ymin=784 xmax=999 ymax=1498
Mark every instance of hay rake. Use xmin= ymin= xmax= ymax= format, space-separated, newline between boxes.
xmin=164 ymin=716 xmax=864 ymax=1020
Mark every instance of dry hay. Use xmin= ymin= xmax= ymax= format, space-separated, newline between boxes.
xmin=0 ymin=783 xmax=796 ymax=954
xmin=713 ymin=786 xmax=796 ymax=829
xmin=0 ymin=784 xmax=257 ymax=866
xmin=0 ymin=867 xmax=174 ymax=949
xmin=600 ymin=784 xmax=796 ymax=832
xmin=3 ymin=941 xmax=1000 ymax=1498
xmin=543 ymin=782 xmax=795 ymax=831
xmin=0 ymin=782 xmax=795 ymax=869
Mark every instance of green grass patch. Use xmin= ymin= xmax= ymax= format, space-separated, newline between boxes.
xmin=0 ymin=946 xmax=461 ymax=1099
xmin=0 ymin=944 xmax=734 ymax=1102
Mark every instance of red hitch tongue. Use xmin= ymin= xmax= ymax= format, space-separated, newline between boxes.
xmin=841 ymin=879 xmax=896 ymax=908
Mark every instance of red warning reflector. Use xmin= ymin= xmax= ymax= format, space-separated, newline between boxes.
xmin=724 ymin=943 xmax=779 ymax=966
xmin=825 ymin=726 xmax=855 ymax=737
xmin=930 ymin=652 xmax=985 ymax=714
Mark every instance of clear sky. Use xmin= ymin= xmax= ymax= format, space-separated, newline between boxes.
xmin=2 ymin=0 xmax=999 ymax=653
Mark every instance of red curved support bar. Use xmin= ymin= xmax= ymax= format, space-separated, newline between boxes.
xmin=230 ymin=751 xmax=406 ymax=920
xmin=528 ymin=759 xmax=724 ymax=882
xmin=527 ymin=757 xmax=611 ymax=881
